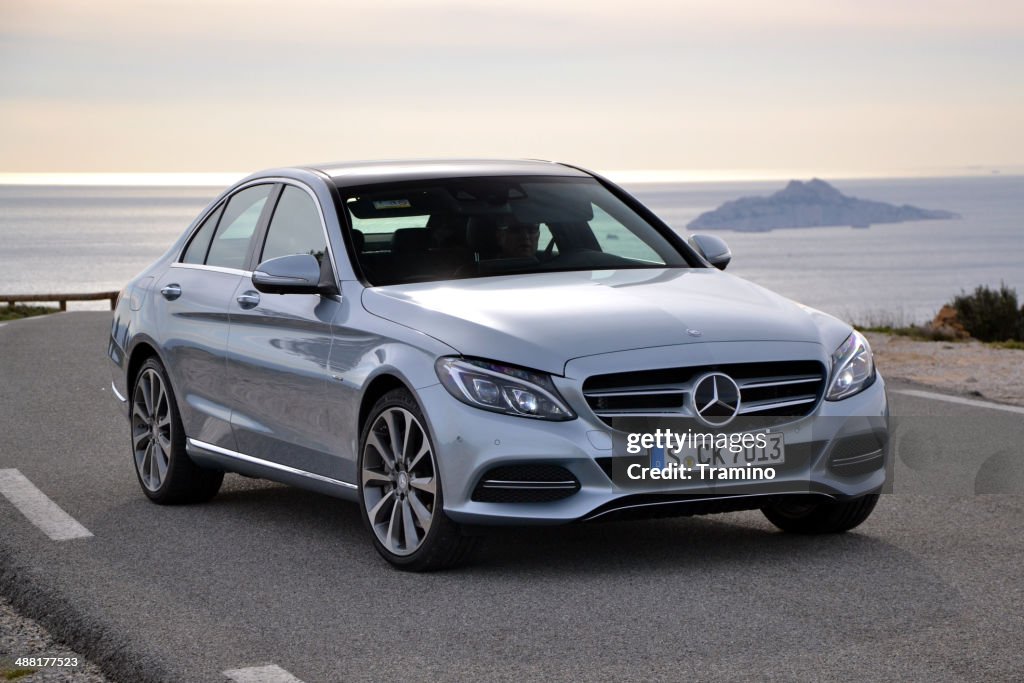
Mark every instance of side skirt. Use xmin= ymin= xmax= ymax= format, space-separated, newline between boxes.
xmin=186 ymin=438 xmax=360 ymax=502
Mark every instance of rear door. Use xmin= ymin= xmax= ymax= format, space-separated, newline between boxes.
xmin=154 ymin=182 xmax=274 ymax=450
xmin=225 ymin=182 xmax=346 ymax=480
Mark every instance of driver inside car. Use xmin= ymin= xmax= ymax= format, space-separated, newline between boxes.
xmin=496 ymin=221 xmax=541 ymax=258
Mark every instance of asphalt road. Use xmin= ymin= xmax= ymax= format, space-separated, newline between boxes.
xmin=1 ymin=312 xmax=1023 ymax=682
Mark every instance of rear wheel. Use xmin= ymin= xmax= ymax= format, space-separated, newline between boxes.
xmin=761 ymin=494 xmax=879 ymax=534
xmin=131 ymin=358 xmax=223 ymax=504
xmin=358 ymin=388 xmax=476 ymax=571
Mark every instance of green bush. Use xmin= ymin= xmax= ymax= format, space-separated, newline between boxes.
xmin=951 ymin=284 xmax=1022 ymax=342
xmin=0 ymin=304 xmax=58 ymax=322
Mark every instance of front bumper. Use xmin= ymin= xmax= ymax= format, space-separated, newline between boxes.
xmin=419 ymin=375 xmax=889 ymax=526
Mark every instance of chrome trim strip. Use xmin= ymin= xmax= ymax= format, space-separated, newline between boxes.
xmin=737 ymin=396 xmax=817 ymax=414
xmin=831 ymin=449 xmax=884 ymax=464
xmin=593 ymin=410 xmax=695 ymax=418
xmin=582 ymin=492 xmax=834 ymax=521
xmin=739 ymin=375 xmax=822 ymax=389
xmin=187 ymin=438 xmax=358 ymax=490
xmin=481 ymin=480 xmax=578 ymax=489
xmin=584 ymin=388 xmax=687 ymax=398
xmin=110 ymin=381 xmax=126 ymax=403
xmin=170 ymin=263 xmax=252 ymax=277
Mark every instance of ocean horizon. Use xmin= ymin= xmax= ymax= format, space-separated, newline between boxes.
xmin=1 ymin=165 xmax=1022 ymax=187
xmin=1 ymin=174 xmax=1021 ymax=325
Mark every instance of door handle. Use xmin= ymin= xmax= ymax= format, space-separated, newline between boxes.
xmin=236 ymin=291 xmax=260 ymax=309
xmin=160 ymin=284 xmax=181 ymax=301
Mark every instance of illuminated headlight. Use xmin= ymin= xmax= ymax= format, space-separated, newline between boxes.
xmin=435 ymin=358 xmax=576 ymax=421
xmin=826 ymin=331 xmax=876 ymax=400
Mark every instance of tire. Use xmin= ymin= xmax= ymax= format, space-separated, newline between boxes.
xmin=130 ymin=358 xmax=223 ymax=504
xmin=761 ymin=493 xmax=879 ymax=534
xmin=358 ymin=388 xmax=477 ymax=571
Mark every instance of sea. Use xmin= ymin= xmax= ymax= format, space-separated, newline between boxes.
xmin=1 ymin=175 xmax=1021 ymax=324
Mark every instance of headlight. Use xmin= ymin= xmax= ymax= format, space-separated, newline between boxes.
xmin=826 ymin=331 xmax=876 ymax=400
xmin=435 ymin=358 xmax=576 ymax=421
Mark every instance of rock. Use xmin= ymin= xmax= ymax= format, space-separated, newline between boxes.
xmin=928 ymin=305 xmax=970 ymax=340
xmin=687 ymin=179 xmax=960 ymax=231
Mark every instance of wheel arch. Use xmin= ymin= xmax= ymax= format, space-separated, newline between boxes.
xmin=126 ymin=340 xmax=163 ymax=396
xmin=358 ymin=373 xmax=413 ymax=431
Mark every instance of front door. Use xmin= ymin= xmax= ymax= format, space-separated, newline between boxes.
xmin=225 ymin=183 xmax=344 ymax=480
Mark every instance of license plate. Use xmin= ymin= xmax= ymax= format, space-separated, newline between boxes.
xmin=650 ymin=432 xmax=785 ymax=469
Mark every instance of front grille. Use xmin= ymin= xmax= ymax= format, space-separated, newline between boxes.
xmin=471 ymin=464 xmax=580 ymax=503
xmin=583 ymin=360 xmax=826 ymax=430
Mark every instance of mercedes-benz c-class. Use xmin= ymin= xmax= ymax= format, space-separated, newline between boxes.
xmin=109 ymin=159 xmax=888 ymax=570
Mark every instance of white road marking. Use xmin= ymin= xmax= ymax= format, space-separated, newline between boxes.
xmin=0 ymin=469 xmax=93 ymax=540
xmin=223 ymin=665 xmax=305 ymax=683
xmin=893 ymin=389 xmax=1024 ymax=415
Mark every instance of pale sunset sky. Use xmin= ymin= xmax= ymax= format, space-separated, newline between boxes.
xmin=1 ymin=0 xmax=1022 ymax=180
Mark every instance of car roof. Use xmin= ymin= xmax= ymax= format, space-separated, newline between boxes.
xmin=299 ymin=158 xmax=593 ymax=188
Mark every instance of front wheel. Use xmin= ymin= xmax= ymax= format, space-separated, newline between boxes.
xmin=131 ymin=358 xmax=223 ymax=504
xmin=358 ymin=388 xmax=476 ymax=571
xmin=761 ymin=494 xmax=879 ymax=534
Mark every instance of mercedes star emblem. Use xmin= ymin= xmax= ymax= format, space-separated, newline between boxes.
xmin=690 ymin=372 xmax=742 ymax=427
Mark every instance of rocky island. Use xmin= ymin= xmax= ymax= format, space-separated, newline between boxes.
xmin=687 ymin=178 xmax=959 ymax=231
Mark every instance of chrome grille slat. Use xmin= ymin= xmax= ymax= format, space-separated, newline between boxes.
xmin=739 ymin=375 xmax=822 ymax=389
xmin=583 ymin=387 xmax=687 ymax=398
xmin=737 ymin=395 xmax=817 ymax=414
xmin=594 ymin=410 xmax=696 ymax=418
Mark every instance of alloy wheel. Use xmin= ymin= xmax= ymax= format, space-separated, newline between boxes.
xmin=361 ymin=407 xmax=437 ymax=556
xmin=131 ymin=367 xmax=172 ymax=492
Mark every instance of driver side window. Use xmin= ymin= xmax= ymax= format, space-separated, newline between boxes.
xmin=260 ymin=185 xmax=327 ymax=265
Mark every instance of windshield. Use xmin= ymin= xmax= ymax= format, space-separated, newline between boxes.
xmin=341 ymin=176 xmax=690 ymax=286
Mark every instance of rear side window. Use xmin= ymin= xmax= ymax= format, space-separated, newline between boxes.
xmin=205 ymin=184 xmax=273 ymax=269
xmin=181 ymin=204 xmax=224 ymax=264
xmin=260 ymin=186 xmax=327 ymax=265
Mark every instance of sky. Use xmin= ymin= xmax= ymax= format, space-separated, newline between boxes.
xmin=1 ymin=0 xmax=1022 ymax=178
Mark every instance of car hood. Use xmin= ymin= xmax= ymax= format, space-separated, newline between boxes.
xmin=361 ymin=268 xmax=836 ymax=376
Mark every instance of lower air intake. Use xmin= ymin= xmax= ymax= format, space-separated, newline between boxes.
xmin=471 ymin=464 xmax=580 ymax=503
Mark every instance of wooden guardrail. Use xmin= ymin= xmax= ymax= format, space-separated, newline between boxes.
xmin=0 ymin=291 xmax=119 ymax=311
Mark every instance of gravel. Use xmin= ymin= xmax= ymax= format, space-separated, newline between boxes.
xmin=0 ymin=595 xmax=112 ymax=682
xmin=865 ymin=332 xmax=1024 ymax=406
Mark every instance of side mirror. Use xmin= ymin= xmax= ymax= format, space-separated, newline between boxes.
xmin=252 ymin=254 xmax=326 ymax=295
xmin=689 ymin=234 xmax=732 ymax=270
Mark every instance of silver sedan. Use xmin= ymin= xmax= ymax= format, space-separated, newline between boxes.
xmin=109 ymin=159 xmax=888 ymax=570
